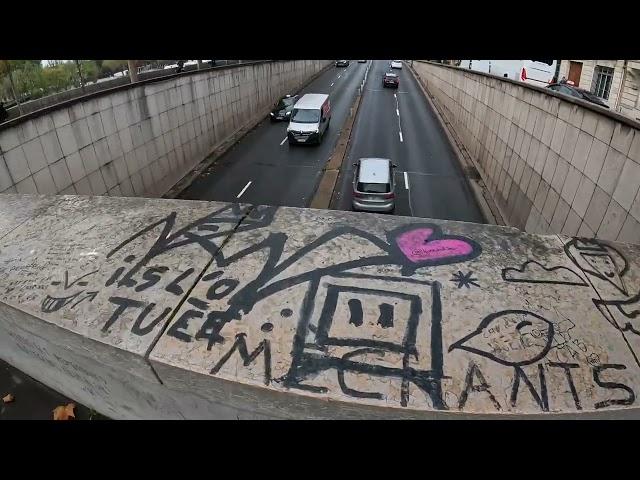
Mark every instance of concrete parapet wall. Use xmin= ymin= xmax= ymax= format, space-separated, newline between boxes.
xmin=412 ymin=61 xmax=640 ymax=244
xmin=0 ymin=61 xmax=330 ymax=199
xmin=1 ymin=193 xmax=640 ymax=418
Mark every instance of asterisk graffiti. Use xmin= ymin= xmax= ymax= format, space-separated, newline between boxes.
xmin=450 ymin=270 xmax=480 ymax=289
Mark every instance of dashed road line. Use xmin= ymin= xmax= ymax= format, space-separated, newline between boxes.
xmin=237 ymin=181 xmax=252 ymax=198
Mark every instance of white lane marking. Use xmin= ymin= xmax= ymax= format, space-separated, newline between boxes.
xmin=396 ymin=92 xmax=403 ymax=143
xmin=404 ymin=171 xmax=409 ymax=190
xmin=237 ymin=181 xmax=252 ymax=198
xmin=280 ymin=137 xmax=288 ymax=145
xmin=331 ymin=82 xmax=334 ymax=87
xmin=338 ymin=75 xmax=341 ymax=79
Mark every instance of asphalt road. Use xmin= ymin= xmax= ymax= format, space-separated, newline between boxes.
xmin=331 ymin=60 xmax=485 ymax=223
xmin=178 ymin=61 xmax=369 ymax=206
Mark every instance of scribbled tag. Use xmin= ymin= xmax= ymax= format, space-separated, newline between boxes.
xmin=395 ymin=228 xmax=474 ymax=264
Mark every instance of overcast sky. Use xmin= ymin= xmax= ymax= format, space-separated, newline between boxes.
xmin=40 ymin=60 xmax=70 ymax=67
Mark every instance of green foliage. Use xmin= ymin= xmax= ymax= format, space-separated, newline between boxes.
xmin=0 ymin=60 xmax=102 ymax=101
xmin=79 ymin=60 xmax=99 ymax=83
xmin=41 ymin=63 xmax=75 ymax=92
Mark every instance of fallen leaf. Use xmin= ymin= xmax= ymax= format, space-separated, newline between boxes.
xmin=53 ymin=402 xmax=76 ymax=420
xmin=2 ymin=393 xmax=14 ymax=403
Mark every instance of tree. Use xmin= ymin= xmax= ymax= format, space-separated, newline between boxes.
xmin=128 ymin=60 xmax=139 ymax=82
xmin=41 ymin=64 xmax=74 ymax=93
xmin=0 ymin=60 xmax=24 ymax=114
xmin=80 ymin=60 xmax=99 ymax=83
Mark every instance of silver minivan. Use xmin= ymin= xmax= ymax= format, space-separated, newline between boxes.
xmin=352 ymin=158 xmax=397 ymax=213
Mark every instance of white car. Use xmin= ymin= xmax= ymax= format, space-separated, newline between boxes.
xmin=390 ymin=60 xmax=402 ymax=69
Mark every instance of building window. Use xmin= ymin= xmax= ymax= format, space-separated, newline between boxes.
xmin=592 ymin=66 xmax=614 ymax=100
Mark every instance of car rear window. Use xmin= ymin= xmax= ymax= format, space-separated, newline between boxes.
xmin=357 ymin=182 xmax=390 ymax=193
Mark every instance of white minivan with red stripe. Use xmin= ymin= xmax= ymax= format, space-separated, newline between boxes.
xmin=458 ymin=60 xmax=557 ymax=87
xmin=287 ymin=94 xmax=331 ymax=145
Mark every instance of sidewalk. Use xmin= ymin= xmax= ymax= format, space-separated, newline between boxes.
xmin=0 ymin=359 xmax=108 ymax=420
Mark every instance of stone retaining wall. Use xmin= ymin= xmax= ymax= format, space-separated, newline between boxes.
xmin=413 ymin=61 xmax=640 ymax=244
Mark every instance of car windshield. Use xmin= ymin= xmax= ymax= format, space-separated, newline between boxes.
xmin=290 ymin=108 xmax=320 ymax=123
xmin=358 ymin=182 xmax=390 ymax=194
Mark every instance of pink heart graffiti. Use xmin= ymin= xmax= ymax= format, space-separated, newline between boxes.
xmin=396 ymin=228 xmax=475 ymax=264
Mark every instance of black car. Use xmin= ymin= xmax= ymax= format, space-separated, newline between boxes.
xmin=270 ymin=94 xmax=298 ymax=122
xmin=383 ymin=72 xmax=399 ymax=88
xmin=336 ymin=60 xmax=349 ymax=67
xmin=546 ymin=83 xmax=609 ymax=109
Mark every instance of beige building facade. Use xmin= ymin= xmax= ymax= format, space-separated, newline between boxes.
xmin=559 ymin=60 xmax=640 ymax=122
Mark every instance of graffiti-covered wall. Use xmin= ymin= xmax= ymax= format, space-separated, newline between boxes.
xmin=1 ymin=193 xmax=640 ymax=418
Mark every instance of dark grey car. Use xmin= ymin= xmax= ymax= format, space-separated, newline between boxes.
xmin=546 ymin=83 xmax=609 ymax=108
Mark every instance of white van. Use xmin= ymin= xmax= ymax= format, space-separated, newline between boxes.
xmin=458 ymin=60 xmax=557 ymax=86
xmin=287 ymin=93 xmax=331 ymax=145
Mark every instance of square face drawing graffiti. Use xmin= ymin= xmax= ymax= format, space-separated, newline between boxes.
xmin=282 ymin=274 xmax=446 ymax=409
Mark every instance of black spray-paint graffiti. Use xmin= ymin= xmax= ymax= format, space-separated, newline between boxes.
xmin=36 ymin=204 xmax=640 ymax=412
xmin=501 ymin=260 xmax=588 ymax=286
xmin=278 ymin=275 xmax=446 ymax=408
xmin=564 ymin=237 xmax=640 ymax=369
xmin=41 ymin=270 xmax=99 ymax=313
xmin=155 ymin=219 xmax=481 ymax=406
xmin=38 ymin=203 xmax=482 ymax=409
xmin=565 ymin=238 xmax=629 ymax=295
xmin=450 ymin=270 xmax=480 ymax=289
xmin=449 ymin=304 xmax=637 ymax=411
xmin=449 ymin=310 xmax=555 ymax=367
xmin=594 ymin=292 xmax=640 ymax=335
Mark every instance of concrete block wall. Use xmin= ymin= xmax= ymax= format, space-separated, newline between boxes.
xmin=413 ymin=61 xmax=640 ymax=243
xmin=0 ymin=60 xmax=330 ymax=199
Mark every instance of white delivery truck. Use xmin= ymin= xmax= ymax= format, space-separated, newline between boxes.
xmin=458 ymin=60 xmax=557 ymax=86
